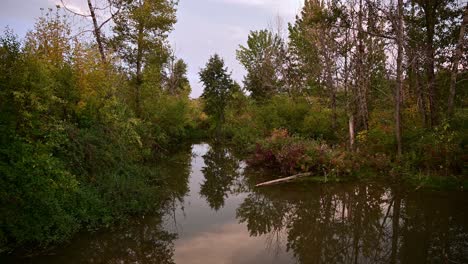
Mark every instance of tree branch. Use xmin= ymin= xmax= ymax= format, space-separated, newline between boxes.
xmin=60 ymin=0 xmax=90 ymax=17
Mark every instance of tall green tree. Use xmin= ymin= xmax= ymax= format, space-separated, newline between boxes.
xmin=236 ymin=29 xmax=286 ymax=101
xmin=289 ymin=1 xmax=345 ymax=130
xmin=199 ymin=54 xmax=236 ymax=136
xmin=288 ymin=0 xmax=322 ymax=92
xmin=112 ymin=0 xmax=177 ymax=117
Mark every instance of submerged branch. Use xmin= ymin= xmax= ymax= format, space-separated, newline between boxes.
xmin=255 ymin=172 xmax=312 ymax=187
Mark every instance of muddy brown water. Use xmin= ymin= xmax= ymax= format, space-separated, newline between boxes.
xmin=4 ymin=143 xmax=468 ymax=263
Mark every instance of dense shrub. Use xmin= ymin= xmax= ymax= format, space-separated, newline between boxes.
xmin=224 ymin=95 xmax=338 ymax=148
xmin=0 ymin=136 xmax=80 ymax=247
xmin=224 ymin=99 xmax=265 ymax=147
xmin=249 ymin=129 xmax=340 ymax=177
xmin=0 ymin=25 xmax=195 ymax=251
xmin=144 ymin=94 xmax=197 ymax=147
xmin=402 ymin=121 xmax=465 ymax=175
xmin=248 ymin=129 xmax=392 ymax=178
xmin=255 ymin=96 xmax=310 ymax=134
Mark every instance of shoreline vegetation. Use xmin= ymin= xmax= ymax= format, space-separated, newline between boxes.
xmin=1 ymin=0 xmax=467 ymax=255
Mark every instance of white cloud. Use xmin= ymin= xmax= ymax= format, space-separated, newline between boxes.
xmin=221 ymin=0 xmax=303 ymax=17
xmin=50 ymin=0 xmax=88 ymax=15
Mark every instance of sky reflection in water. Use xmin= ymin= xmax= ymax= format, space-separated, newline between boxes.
xmin=5 ymin=143 xmax=468 ymax=263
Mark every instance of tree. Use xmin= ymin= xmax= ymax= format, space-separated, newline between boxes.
xmin=288 ymin=0 xmax=322 ymax=93
xmin=236 ymin=29 xmax=286 ymax=101
xmin=354 ymin=0 xmax=370 ymax=133
xmin=24 ymin=7 xmax=72 ymax=67
xmin=405 ymin=1 xmax=428 ymax=125
xmin=163 ymin=55 xmax=191 ymax=96
xmin=60 ymin=0 xmax=121 ymax=63
xmin=288 ymin=1 xmax=346 ymax=131
xmin=447 ymin=4 xmax=468 ymax=118
xmin=199 ymin=54 xmax=236 ymax=136
xmin=395 ymin=0 xmax=404 ymax=156
xmin=411 ymin=0 xmax=461 ymax=126
xmin=112 ymin=0 xmax=177 ymax=117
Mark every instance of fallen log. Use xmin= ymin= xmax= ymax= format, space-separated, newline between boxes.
xmin=255 ymin=172 xmax=312 ymax=187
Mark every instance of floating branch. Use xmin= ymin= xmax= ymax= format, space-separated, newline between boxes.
xmin=255 ymin=172 xmax=312 ymax=187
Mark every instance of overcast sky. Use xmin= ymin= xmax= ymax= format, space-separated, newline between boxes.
xmin=0 ymin=0 xmax=304 ymax=98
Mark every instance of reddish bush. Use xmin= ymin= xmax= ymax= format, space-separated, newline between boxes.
xmin=248 ymin=129 xmax=392 ymax=178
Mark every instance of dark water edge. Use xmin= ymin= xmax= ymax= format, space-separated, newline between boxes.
xmin=2 ymin=143 xmax=468 ymax=263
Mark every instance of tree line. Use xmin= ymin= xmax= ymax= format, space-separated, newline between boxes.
xmin=202 ymin=0 xmax=466 ymax=182
xmin=227 ymin=0 xmax=467 ymax=155
xmin=0 ymin=0 xmax=466 ymax=252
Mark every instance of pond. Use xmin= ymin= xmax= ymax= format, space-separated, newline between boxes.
xmin=4 ymin=143 xmax=468 ymax=263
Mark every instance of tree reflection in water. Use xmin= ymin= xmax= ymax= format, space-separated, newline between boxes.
xmin=81 ymin=217 xmax=176 ymax=264
xmin=236 ymin=182 xmax=468 ymax=264
xmin=199 ymin=143 xmax=241 ymax=210
xmin=16 ymin=144 xmax=466 ymax=264
xmin=195 ymin=144 xmax=468 ymax=263
xmin=26 ymin=145 xmax=198 ymax=264
xmin=159 ymin=144 xmax=193 ymax=218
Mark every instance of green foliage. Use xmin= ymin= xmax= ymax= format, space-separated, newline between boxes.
xmin=223 ymin=94 xmax=263 ymax=147
xmin=143 ymin=94 xmax=197 ymax=146
xmin=112 ymin=0 xmax=177 ymax=71
xmin=0 ymin=0 xmax=466 ymax=253
xmin=199 ymin=54 xmax=236 ymax=135
xmin=256 ymin=96 xmax=309 ymax=134
xmin=0 ymin=135 xmax=80 ymax=247
xmin=402 ymin=120 xmax=464 ymax=175
xmin=112 ymin=0 xmax=178 ymax=117
xmin=0 ymin=10 xmax=197 ymax=251
xmin=236 ymin=30 xmax=286 ymax=100
xmin=224 ymin=95 xmax=337 ymax=147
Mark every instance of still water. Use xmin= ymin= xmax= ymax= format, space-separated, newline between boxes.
xmin=7 ymin=144 xmax=468 ymax=263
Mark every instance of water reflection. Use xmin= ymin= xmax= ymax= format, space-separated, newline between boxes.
xmin=200 ymin=144 xmax=241 ymax=210
xmin=9 ymin=216 xmax=177 ymax=264
xmin=3 ymin=143 xmax=467 ymax=263
xmin=236 ymin=183 xmax=468 ymax=264
xmin=196 ymin=144 xmax=468 ymax=263
xmin=76 ymin=217 xmax=176 ymax=264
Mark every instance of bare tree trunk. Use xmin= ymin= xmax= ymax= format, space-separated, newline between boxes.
xmin=356 ymin=0 xmax=369 ymax=132
xmin=447 ymin=4 xmax=468 ymax=118
xmin=422 ymin=3 xmax=438 ymax=127
xmin=255 ymin=172 xmax=312 ymax=187
xmin=343 ymin=28 xmax=355 ymax=151
xmin=349 ymin=115 xmax=355 ymax=151
xmin=390 ymin=190 xmax=401 ymax=264
xmin=325 ymin=48 xmax=337 ymax=131
xmin=414 ymin=60 xmax=428 ymax=126
xmin=135 ymin=24 xmax=144 ymax=118
xmin=168 ymin=55 xmax=176 ymax=95
xmin=395 ymin=0 xmax=404 ymax=157
xmin=406 ymin=2 xmax=427 ymax=126
xmin=87 ymin=0 xmax=106 ymax=63
xmin=427 ymin=44 xmax=436 ymax=127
